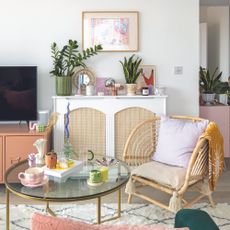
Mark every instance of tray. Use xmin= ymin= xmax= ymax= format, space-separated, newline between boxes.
xmin=44 ymin=160 xmax=83 ymax=178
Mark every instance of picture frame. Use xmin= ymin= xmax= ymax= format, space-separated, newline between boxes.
xmin=82 ymin=11 xmax=139 ymax=52
xmin=136 ymin=65 xmax=156 ymax=94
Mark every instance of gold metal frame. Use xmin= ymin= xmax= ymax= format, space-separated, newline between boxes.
xmin=82 ymin=11 xmax=139 ymax=52
xmin=5 ymin=160 xmax=129 ymax=229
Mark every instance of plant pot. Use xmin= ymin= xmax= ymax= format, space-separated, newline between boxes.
xmin=45 ymin=151 xmax=57 ymax=169
xmin=126 ymin=83 xmax=137 ymax=96
xmin=202 ymin=93 xmax=215 ymax=105
xmin=56 ymin=76 xmax=72 ymax=96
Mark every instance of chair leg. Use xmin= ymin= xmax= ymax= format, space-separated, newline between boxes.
xmin=128 ymin=194 xmax=132 ymax=204
xmin=208 ymin=194 xmax=215 ymax=207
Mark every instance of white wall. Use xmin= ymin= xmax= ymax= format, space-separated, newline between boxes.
xmin=0 ymin=0 xmax=199 ymax=116
xmin=200 ymin=6 xmax=229 ymax=81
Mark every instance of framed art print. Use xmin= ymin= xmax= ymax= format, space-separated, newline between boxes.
xmin=136 ymin=65 xmax=156 ymax=95
xmin=82 ymin=11 xmax=139 ymax=52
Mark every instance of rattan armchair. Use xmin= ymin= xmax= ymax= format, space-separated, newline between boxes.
xmin=123 ymin=115 xmax=224 ymax=213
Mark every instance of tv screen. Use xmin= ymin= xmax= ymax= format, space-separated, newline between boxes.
xmin=0 ymin=66 xmax=37 ymax=121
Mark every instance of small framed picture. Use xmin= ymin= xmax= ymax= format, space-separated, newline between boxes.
xmin=82 ymin=11 xmax=139 ymax=52
xmin=136 ymin=65 xmax=156 ymax=95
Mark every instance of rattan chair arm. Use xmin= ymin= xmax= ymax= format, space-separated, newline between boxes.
xmin=179 ymin=137 xmax=208 ymax=194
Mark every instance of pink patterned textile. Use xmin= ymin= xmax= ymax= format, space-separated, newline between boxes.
xmin=31 ymin=212 xmax=189 ymax=230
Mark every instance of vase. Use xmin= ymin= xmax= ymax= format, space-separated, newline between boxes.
xmin=45 ymin=151 xmax=57 ymax=169
xmin=126 ymin=83 xmax=137 ymax=96
xmin=56 ymin=76 xmax=72 ymax=96
xmin=202 ymin=93 xmax=215 ymax=105
xmin=33 ymin=138 xmax=47 ymax=165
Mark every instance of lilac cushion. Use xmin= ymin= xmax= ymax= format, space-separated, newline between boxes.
xmin=152 ymin=117 xmax=208 ymax=168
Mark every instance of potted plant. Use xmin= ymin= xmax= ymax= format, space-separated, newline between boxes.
xmin=199 ymin=66 xmax=223 ymax=105
xmin=119 ymin=54 xmax=143 ymax=95
xmin=50 ymin=40 xmax=102 ymax=96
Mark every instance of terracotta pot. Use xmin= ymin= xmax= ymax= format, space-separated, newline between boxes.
xmin=45 ymin=151 xmax=57 ymax=169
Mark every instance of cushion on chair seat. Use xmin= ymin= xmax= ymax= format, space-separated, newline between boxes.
xmin=131 ymin=161 xmax=187 ymax=189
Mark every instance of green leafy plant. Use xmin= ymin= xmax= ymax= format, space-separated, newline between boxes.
xmin=199 ymin=66 xmax=223 ymax=93
xmin=214 ymin=81 xmax=230 ymax=94
xmin=50 ymin=40 xmax=102 ymax=77
xmin=119 ymin=54 xmax=143 ymax=84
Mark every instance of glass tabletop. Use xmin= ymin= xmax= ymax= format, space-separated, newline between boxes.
xmin=5 ymin=159 xmax=130 ymax=201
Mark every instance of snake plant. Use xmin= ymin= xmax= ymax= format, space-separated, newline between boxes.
xmin=120 ymin=54 xmax=143 ymax=84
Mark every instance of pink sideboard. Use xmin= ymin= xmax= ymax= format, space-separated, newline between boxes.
xmin=200 ymin=105 xmax=230 ymax=157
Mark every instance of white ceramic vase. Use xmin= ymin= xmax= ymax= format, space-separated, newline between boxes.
xmin=33 ymin=138 xmax=47 ymax=165
xmin=126 ymin=84 xmax=137 ymax=96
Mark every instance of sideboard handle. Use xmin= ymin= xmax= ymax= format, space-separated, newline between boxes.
xmin=11 ymin=157 xmax=21 ymax=164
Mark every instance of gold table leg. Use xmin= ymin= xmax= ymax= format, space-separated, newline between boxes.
xmin=118 ymin=188 xmax=121 ymax=218
xmin=46 ymin=202 xmax=56 ymax=217
xmin=99 ymin=188 xmax=122 ymax=224
xmin=97 ymin=197 xmax=101 ymax=224
xmin=6 ymin=188 xmax=10 ymax=230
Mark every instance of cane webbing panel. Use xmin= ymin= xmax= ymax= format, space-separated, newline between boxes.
xmin=115 ymin=107 xmax=155 ymax=160
xmin=68 ymin=108 xmax=106 ymax=160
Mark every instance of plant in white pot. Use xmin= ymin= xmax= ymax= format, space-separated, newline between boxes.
xmin=50 ymin=40 xmax=102 ymax=96
xmin=199 ymin=66 xmax=223 ymax=105
xmin=119 ymin=54 xmax=142 ymax=96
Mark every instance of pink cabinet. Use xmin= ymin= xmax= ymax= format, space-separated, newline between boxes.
xmin=200 ymin=105 xmax=230 ymax=157
xmin=0 ymin=125 xmax=51 ymax=183
xmin=0 ymin=137 xmax=3 ymax=182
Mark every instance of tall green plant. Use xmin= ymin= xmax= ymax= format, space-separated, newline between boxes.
xmin=199 ymin=66 xmax=223 ymax=93
xmin=119 ymin=54 xmax=143 ymax=84
xmin=50 ymin=40 xmax=102 ymax=77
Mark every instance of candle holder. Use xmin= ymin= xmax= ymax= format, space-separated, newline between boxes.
xmin=62 ymin=139 xmax=74 ymax=160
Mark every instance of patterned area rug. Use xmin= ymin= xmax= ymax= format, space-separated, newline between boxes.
xmin=0 ymin=203 xmax=230 ymax=230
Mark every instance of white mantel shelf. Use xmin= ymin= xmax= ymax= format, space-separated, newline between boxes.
xmin=53 ymin=95 xmax=168 ymax=156
xmin=53 ymin=95 xmax=168 ymax=99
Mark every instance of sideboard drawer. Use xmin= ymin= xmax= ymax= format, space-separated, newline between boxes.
xmin=5 ymin=135 xmax=43 ymax=170
xmin=0 ymin=137 xmax=3 ymax=182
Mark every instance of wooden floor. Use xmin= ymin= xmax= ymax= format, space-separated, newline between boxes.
xmin=1 ymin=159 xmax=230 ymax=205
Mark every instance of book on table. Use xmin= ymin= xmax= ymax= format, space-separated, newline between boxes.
xmin=43 ymin=160 xmax=83 ymax=178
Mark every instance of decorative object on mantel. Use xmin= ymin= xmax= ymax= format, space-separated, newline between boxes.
xmin=120 ymin=54 xmax=143 ymax=95
xmin=50 ymin=39 xmax=102 ymax=96
xmin=137 ymin=65 xmax=156 ymax=95
xmin=199 ymin=66 xmax=230 ymax=105
xmin=62 ymin=102 xmax=74 ymax=160
xmin=96 ymin=77 xmax=107 ymax=95
xmin=72 ymin=68 xmax=96 ymax=95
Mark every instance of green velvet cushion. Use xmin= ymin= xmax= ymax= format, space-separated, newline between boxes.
xmin=174 ymin=209 xmax=219 ymax=230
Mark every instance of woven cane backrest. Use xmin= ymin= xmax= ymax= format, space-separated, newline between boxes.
xmin=123 ymin=116 xmax=160 ymax=166
xmin=115 ymin=107 xmax=155 ymax=160
xmin=68 ymin=108 xmax=106 ymax=160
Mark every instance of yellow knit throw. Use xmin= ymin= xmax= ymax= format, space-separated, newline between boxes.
xmin=201 ymin=122 xmax=224 ymax=191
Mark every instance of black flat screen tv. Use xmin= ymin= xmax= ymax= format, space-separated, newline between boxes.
xmin=0 ymin=66 xmax=37 ymax=121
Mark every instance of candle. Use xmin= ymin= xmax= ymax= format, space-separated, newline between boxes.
xmin=65 ymin=102 xmax=70 ymax=140
xmin=100 ymin=166 xmax=108 ymax=182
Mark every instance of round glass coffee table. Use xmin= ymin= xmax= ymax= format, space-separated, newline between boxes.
xmin=4 ymin=159 xmax=130 ymax=230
